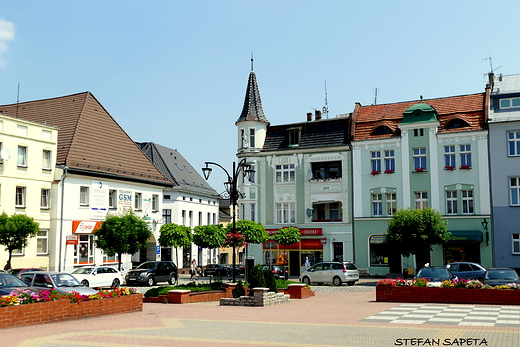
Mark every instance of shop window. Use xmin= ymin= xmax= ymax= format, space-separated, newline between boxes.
xmin=311 ymin=161 xmax=341 ymax=180
xmin=370 ymin=235 xmax=387 ymax=266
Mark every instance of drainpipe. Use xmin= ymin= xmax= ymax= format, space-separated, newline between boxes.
xmin=58 ymin=166 xmax=68 ymax=272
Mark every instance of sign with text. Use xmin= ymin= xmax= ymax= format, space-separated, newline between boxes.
xmin=72 ymin=220 xmax=103 ymax=234
xmin=91 ymin=180 xmax=108 ymax=220
xmin=265 ymin=228 xmax=322 ymax=236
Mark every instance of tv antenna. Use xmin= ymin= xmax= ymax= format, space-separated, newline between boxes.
xmin=483 ymin=55 xmax=502 ymax=75
xmin=322 ymin=80 xmax=329 ymax=119
xmin=373 ymin=88 xmax=378 ymax=105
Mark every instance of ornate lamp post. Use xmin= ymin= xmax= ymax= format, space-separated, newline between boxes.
xmin=202 ymin=158 xmax=255 ymax=282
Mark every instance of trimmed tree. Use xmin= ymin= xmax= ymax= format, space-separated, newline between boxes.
xmin=193 ymin=224 xmax=226 ymax=282
xmin=158 ymin=223 xmax=192 ymax=265
xmin=0 ymin=213 xmax=40 ymax=270
xmin=224 ymin=220 xmax=268 ymax=275
xmin=272 ymin=226 xmax=300 ymax=279
xmin=94 ymin=210 xmax=152 ymax=272
xmin=384 ymin=207 xmax=451 ymax=267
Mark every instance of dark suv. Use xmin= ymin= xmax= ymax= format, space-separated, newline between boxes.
xmin=125 ymin=261 xmax=177 ymax=286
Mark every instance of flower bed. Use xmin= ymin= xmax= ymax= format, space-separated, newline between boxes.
xmin=376 ymin=278 xmax=520 ymax=305
xmin=0 ymin=288 xmax=142 ymax=329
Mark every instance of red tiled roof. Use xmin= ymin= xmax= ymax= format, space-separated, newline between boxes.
xmin=0 ymin=92 xmax=172 ymax=186
xmin=352 ymin=93 xmax=487 ymax=141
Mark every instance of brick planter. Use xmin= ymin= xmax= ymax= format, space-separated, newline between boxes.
xmin=0 ymin=294 xmax=143 ymax=329
xmin=376 ymin=286 xmax=520 ymax=305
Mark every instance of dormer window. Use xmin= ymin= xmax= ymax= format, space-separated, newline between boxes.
xmin=372 ymin=125 xmax=393 ymax=136
xmin=500 ymin=97 xmax=520 ymax=109
xmin=445 ymin=118 xmax=470 ymax=130
xmin=413 ymin=129 xmax=424 ymax=137
xmin=288 ymin=128 xmax=300 ymax=146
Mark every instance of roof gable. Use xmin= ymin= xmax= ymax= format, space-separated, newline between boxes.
xmin=0 ymin=92 xmax=172 ymax=186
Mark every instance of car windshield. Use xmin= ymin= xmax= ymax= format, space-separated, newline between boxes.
xmin=137 ymin=262 xmax=156 ymax=270
xmin=486 ymin=270 xmax=518 ymax=280
xmin=51 ymin=274 xmax=82 ymax=287
xmin=0 ymin=274 xmax=28 ymax=287
xmin=418 ymin=268 xmax=449 ymax=279
xmin=72 ymin=268 xmax=94 ymax=275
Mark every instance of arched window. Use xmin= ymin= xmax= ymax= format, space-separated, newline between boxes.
xmin=445 ymin=118 xmax=470 ymax=130
xmin=372 ymin=126 xmax=393 ymax=136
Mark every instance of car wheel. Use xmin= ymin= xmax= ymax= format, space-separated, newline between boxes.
xmin=111 ymin=279 xmax=120 ymax=288
xmin=81 ymin=280 xmax=89 ymax=287
xmin=168 ymin=274 xmax=177 ymax=285
xmin=347 ymin=281 xmax=355 ymax=286
xmin=147 ymin=276 xmax=156 ymax=286
xmin=302 ymin=276 xmax=311 ymax=285
xmin=332 ymin=276 xmax=342 ymax=286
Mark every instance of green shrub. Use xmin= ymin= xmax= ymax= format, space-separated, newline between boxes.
xmin=143 ymin=281 xmax=224 ymax=298
xmin=248 ymin=264 xmax=266 ymax=295
xmin=232 ymin=280 xmax=246 ymax=298
xmin=264 ymin=269 xmax=278 ymax=293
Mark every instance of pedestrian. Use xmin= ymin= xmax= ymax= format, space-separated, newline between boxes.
xmin=190 ymin=259 xmax=198 ymax=281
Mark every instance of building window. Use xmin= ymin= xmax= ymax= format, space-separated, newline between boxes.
xmin=276 ymin=202 xmax=295 ymax=224
xmin=207 ymin=212 xmax=211 ymax=225
xmin=372 ymin=194 xmax=383 ymax=216
xmin=241 ymin=129 xmax=246 ymax=148
xmin=163 ymin=209 xmax=172 ymax=224
xmin=508 ymin=131 xmax=520 ymax=156
xmin=415 ymin=191 xmax=428 ymax=209
xmin=152 ymin=194 xmax=159 ymax=211
xmin=40 ymin=188 xmax=50 ymax=209
xmin=370 ymin=235 xmax=387 ymax=266
xmin=288 ymin=129 xmax=300 ymax=146
xmin=42 ymin=150 xmax=51 ymax=169
xmin=460 ymin=144 xmax=471 ymax=168
xmin=511 ymin=177 xmax=520 ymax=206
xmin=386 ymin=193 xmax=396 ymax=216
xmin=500 ymin=97 xmax=520 ymax=109
xmin=275 ymin=164 xmax=295 ymax=183
xmin=134 ymin=192 xmax=142 ymax=210
xmin=462 ymin=190 xmax=474 ymax=214
xmin=413 ymin=148 xmax=427 ymax=171
xmin=80 ymin=186 xmax=89 ymax=206
xmin=311 ymin=161 xmax=341 ymax=179
xmin=182 ymin=210 xmax=186 ymax=226
xmin=15 ymin=186 xmax=26 ymax=207
xmin=414 ymin=129 xmax=424 ymax=137
xmin=444 ymin=145 xmax=456 ymax=168
xmin=188 ymin=211 xmax=193 ymax=228
xmin=384 ymin=150 xmax=395 ymax=172
xmin=108 ymin=189 xmax=117 ymax=208
xmin=446 ymin=191 xmax=457 ymax=214
xmin=251 ymin=203 xmax=256 ymax=222
xmin=513 ymin=234 xmax=520 ymax=254
xmin=17 ymin=146 xmax=27 ymax=167
xmin=249 ymin=128 xmax=255 ymax=148
xmin=371 ymin=151 xmax=381 ymax=173
xmin=37 ymin=230 xmax=48 ymax=254
xmin=75 ymin=235 xmax=94 ymax=265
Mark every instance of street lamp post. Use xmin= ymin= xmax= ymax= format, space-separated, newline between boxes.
xmin=202 ymin=158 xmax=255 ymax=283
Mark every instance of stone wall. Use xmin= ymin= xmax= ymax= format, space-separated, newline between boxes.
xmin=220 ymin=288 xmax=290 ymax=307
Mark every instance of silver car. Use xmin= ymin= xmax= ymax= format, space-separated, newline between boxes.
xmin=299 ymin=261 xmax=359 ymax=286
xmin=20 ymin=271 xmax=98 ymax=295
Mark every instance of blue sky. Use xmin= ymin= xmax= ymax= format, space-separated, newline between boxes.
xmin=1 ymin=1 xmax=519 ymax=191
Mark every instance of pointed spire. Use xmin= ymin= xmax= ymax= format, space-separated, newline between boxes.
xmin=236 ymin=70 xmax=269 ymax=124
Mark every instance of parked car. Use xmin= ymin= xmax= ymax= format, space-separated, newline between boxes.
xmin=299 ymin=261 xmax=359 ymax=286
xmin=415 ymin=266 xmax=455 ymax=283
xmin=203 ymin=264 xmax=230 ymax=277
xmin=484 ymin=268 xmax=520 ymax=286
xmin=8 ymin=268 xmax=44 ymax=279
xmin=72 ymin=266 xmax=124 ymax=288
xmin=0 ymin=273 xmax=38 ymax=296
xmin=224 ymin=264 xmax=245 ymax=275
xmin=125 ymin=261 xmax=178 ymax=286
xmin=447 ymin=262 xmax=486 ymax=280
xmin=19 ymin=271 xmax=98 ymax=295
xmin=261 ymin=264 xmax=287 ymax=279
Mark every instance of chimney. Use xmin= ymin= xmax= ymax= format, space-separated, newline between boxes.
xmin=315 ymin=110 xmax=322 ymax=120
xmin=307 ymin=112 xmax=313 ymax=122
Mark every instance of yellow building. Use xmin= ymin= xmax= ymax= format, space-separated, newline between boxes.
xmin=0 ymin=113 xmax=58 ymax=270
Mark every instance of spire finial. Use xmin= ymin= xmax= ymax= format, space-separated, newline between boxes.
xmin=420 ymin=95 xmax=423 ymax=102
xmin=251 ymin=51 xmax=254 ymax=72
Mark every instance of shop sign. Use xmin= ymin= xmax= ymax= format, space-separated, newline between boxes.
xmin=66 ymin=234 xmax=79 ymax=245
xmin=265 ymin=228 xmax=322 ymax=236
xmin=320 ymin=238 xmax=327 ymax=244
xmin=72 ymin=220 xmax=103 ymax=234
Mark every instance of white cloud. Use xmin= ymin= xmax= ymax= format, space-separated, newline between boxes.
xmin=0 ymin=19 xmax=15 ymax=67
